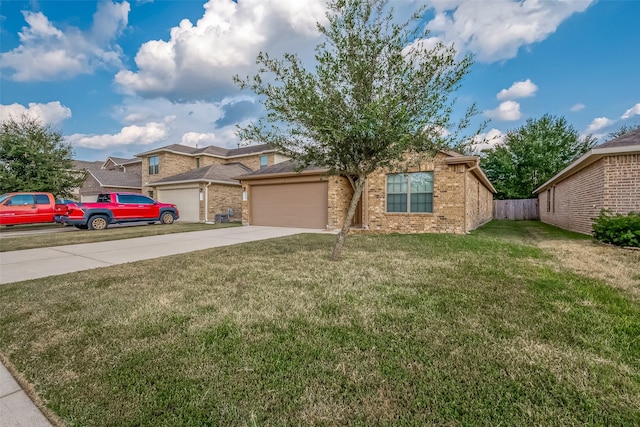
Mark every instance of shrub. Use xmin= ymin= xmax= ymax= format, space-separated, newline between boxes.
xmin=592 ymin=209 xmax=640 ymax=248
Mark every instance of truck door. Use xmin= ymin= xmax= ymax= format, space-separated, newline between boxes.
xmin=34 ymin=194 xmax=54 ymax=223
xmin=0 ymin=194 xmax=36 ymax=225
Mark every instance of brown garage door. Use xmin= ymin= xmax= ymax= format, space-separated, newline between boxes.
xmin=251 ymin=181 xmax=328 ymax=228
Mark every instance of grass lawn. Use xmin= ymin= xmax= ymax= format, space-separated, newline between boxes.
xmin=1 ymin=221 xmax=639 ymax=426
xmin=0 ymin=221 xmax=241 ymax=252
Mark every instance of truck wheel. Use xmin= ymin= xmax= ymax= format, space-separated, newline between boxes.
xmin=88 ymin=215 xmax=109 ymax=230
xmin=160 ymin=212 xmax=175 ymax=224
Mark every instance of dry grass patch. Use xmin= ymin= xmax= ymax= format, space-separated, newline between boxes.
xmin=1 ymin=221 xmax=639 ymax=425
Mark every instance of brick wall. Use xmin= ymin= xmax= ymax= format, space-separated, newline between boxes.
xmin=142 ymin=152 xmax=195 ymax=193
xmin=465 ymin=171 xmax=493 ymax=231
xmin=327 ymin=176 xmax=354 ymax=229
xmin=204 ymin=183 xmax=243 ymax=222
xmin=539 ymin=159 xmax=605 ymax=234
xmin=604 ymin=153 xmax=640 ymax=213
xmin=363 ymin=153 xmax=467 ymax=234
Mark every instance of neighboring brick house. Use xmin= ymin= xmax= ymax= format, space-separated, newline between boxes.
xmin=136 ymin=143 xmax=286 ymax=222
xmin=237 ymin=150 xmax=495 ymax=233
xmin=534 ymin=128 xmax=640 ymax=234
xmin=72 ymin=159 xmax=142 ymax=201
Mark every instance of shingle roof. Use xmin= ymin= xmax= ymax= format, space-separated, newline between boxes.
xmin=73 ymin=160 xmax=103 ymax=170
xmin=89 ymin=170 xmax=142 ymax=188
xmin=107 ymin=156 xmax=141 ymax=165
xmin=136 ymin=143 xmax=274 ymax=158
xmin=236 ymin=160 xmax=328 ymax=179
xmin=597 ymin=127 xmax=640 ymax=149
xmin=150 ymin=163 xmax=252 ymax=186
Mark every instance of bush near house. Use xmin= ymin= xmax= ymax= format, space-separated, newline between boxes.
xmin=592 ymin=209 xmax=640 ymax=248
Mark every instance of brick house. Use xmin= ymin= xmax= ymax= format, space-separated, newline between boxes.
xmin=136 ymin=143 xmax=287 ymax=222
xmin=534 ymin=128 xmax=640 ymax=234
xmin=72 ymin=159 xmax=142 ymax=201
xmin=237 ymin=150 xmax=495 ymax=233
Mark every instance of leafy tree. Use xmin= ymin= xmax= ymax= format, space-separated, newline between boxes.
xmin=0 ymin=115 xmax=84 ymax=197
xmin=607 ymin=123 xmax=640 ymax=140
xmin=235 ymin=0 xmax=478 ymax=260
xmin=480 ymin=114 xmax=597 ymax=200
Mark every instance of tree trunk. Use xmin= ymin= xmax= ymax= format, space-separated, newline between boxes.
xmin=331 ymin=175 xmax=366 ymax=261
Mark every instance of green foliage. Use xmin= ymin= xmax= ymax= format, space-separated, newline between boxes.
xmin=0 ymin=115 xmax=84 ymax=197
xmin=592 ymin=209 xmax=640 ymax=248
xmin=607 ymin=123 xmax=640 ymax=140
xmin=235 ymin=0 xmax=480 ymax=259
xmin=480 ymin=114 xmax=597 ymax=200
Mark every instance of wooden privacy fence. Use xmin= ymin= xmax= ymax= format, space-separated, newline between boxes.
xmin=493 ymin=199 xmax=539 ymax=220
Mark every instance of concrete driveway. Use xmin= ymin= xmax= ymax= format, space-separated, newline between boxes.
xmin=0 ymin=225 xmax=335 ymax=285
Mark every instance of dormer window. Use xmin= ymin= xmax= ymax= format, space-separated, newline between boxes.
xmin=196 ymin=157 xmax=200 ymax=168
xmin=260 ymin=155 xmax=268 ymax=169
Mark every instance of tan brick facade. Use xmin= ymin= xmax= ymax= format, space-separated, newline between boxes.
xmin=539 ymin=153 xmax=639 ymax=234
xmin=142 ymin=152 xmax=196 ymax=194
xmin=203 ymin=183 xmax=243 ymax=222
xmin=242 ymin=152 xmax=494 ymax=234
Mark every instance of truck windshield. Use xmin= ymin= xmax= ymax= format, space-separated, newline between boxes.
xmin=0 ymin=194 xmax=9 ymax=204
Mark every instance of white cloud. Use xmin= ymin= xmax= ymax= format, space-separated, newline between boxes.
xmin=470 ymin=128 xmax=505 ymax=153
xmin=0 ymin=1 xmax=129 ymax=81
xmin=114 ymin=0 xmax=327 ymax=100
xmin=424 ymin=0 xmax=595 ymax=62
xmin=586 ymin=117 xmax=615 ymax=133
xmin=68 ymin=121 xmax=168 ymax=149
xmin=621 ymin=103 xmax=640 ymax=119
xmin=181 ymin=132 xmax=217 ymax=147
xmin=570 ymin=103 xmax=586 ymax=112
xmin=484 ymin=101 xmax=521 ymax=121
xmin=496 ymin=79 xmax=537 ymax=100
xmin=0 ymin=101 xmax=72 ymax=125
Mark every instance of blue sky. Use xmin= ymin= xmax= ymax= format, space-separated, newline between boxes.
xmin=1 ymin=0 xmax=639 ymax=161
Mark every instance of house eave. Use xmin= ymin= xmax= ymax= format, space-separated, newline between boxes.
xmin=235 ymin=168 xmax=329 ymax=181
xmin=533 ymin=144 xmax=640 ymax=194
xmin=149 ymin=178 xmax=241 ymax=187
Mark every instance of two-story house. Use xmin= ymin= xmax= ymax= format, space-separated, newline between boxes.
xmin=136 ymin=143 xmax=287 ymax=222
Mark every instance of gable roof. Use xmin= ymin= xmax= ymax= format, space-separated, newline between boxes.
xmin=104 ymin=156 xmax=141 ymax=167
xmin=534 ymin=128 xmax=640 ymax=194
xmin=74 ymin=160 xmax=103 ymax=171
xmin=87 ymin=170 xmax=142 ymax=189
xmin=149 ymin=163 xmax=253 ymax=186
xmin=135 ymin=143 xmax=275 ymax=159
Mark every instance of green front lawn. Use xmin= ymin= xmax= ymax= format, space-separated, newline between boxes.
xmin=1 ymin=221 xmax=638 ymax=425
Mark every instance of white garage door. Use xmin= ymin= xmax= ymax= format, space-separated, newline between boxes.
xmin=157 ymin=187 xmax=199 ymax=222
xmin=251 ymin=181 xmax=328 ymax=228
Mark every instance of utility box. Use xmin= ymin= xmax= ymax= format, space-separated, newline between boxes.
xmin=215 ymin=213 xmax=229 ymax=223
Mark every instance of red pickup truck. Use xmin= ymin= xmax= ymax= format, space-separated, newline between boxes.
xmin=0 ymin=192 xmax=58 ymax=226
xmin=59 ymin=192 xmax=179 ymax=230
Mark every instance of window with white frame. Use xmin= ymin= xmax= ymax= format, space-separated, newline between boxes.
xmin=149 ymin=155 xmax=159 ymax=175
xmin=386 ymin=172 xmax=434 ymax=213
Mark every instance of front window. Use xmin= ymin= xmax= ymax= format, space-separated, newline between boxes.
xmin=149 ymin=155 xmax=159 ymax=175
xmin=386 ymin=172 xmax=433 ymax=213
xmin=260 ymin=155 xmax=268 ymax=169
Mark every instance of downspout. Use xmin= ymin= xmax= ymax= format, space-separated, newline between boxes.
xmin=204 ymin=182 xmax=212 ymax=223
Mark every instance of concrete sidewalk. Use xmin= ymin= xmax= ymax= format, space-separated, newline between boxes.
xmin=0 ymin=225 xmax=334 ymax=426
